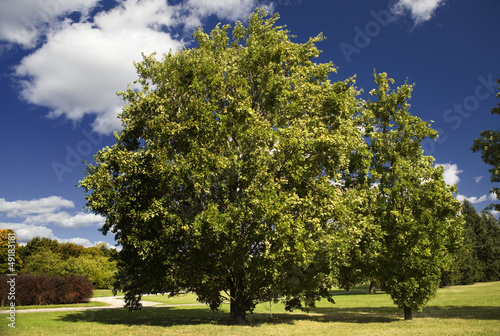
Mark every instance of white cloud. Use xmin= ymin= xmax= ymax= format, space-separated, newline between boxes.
xmin=0 ymin=196 xmax=74 ymax=217
xmin=392 ymin=0 xmax=445 ymax=26
xmin=457 ymin=192 xmax=499 ymax=205
xmin=0 ymin=222 xmax=103 ymax=247
xmin=0 ymin=222 xmax=57 ymax=244
xmin=23 ymin=211 xmax=104 ymax=228
xmin=60 ymin=237 xmax=94 ymax=247
xmin=15 ymin=1 xmax=184 ymax=134
xmin=11 ymin=0 xmax=269 ymax=134
xmin=456 ymin=194 xmax=488 ymax=204
xmin=435 ymin=163 xmax=462 ymax=186
xmin=474 ymin=176 xmax=483 ymax=183
xmin=0 ymin=0 xmax=100 ymax=48
xmin=0 ymin=196 xmax=103 ymax=229
xmin=183 ymin=0 xmax=272 ymax=27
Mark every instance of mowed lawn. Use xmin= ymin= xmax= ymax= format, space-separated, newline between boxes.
xmin=1 ymin=282 xmax=499 ymax=335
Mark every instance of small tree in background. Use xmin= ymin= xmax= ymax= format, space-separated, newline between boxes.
xmin=359 ymin=73 xmax=464 ymax=320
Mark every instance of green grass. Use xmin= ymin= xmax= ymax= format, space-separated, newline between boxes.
xmin=0 ymin=301 xmax=110 ymax=311
xmin=140 ymin=292 xmax=204 ymax=305
xmin=93 ymin=289 xmax=123 ymax=298
xmin=1 ymin=282 xmax=499 ymax=335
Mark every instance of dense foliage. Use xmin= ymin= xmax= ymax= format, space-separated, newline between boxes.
xmin=443 ymin=200 xmax=500 ymax=285
xmin=80 ymin=9 xmax=463 ymax=321
xmin=18 ymin=237 xmax=117 ymax=289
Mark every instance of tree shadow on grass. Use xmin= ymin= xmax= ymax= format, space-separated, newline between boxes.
xmin=58 ymin=304 xmax=500 ymax=328
xmin=311 ymin=305 xmax=500 ymax=322
xmin=58 ymin=305 xmax=396 ymax=327
xmin=415 ymin=306 xmax=500 ymax=320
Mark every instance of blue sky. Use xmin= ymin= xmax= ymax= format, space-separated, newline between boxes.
xmin=0 ymin=0 xmax=499 ymax=247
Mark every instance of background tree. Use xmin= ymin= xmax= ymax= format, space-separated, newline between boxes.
xmin=18 ymin=236 xmax=59 ymax=262
xmin=65 ymin=255 xmax=117 ymax=289
xmin=0 ymin=229 xmax=23 ymax=274
xmin=95 ymin=242 xmax=118 ymax=258
xmin=472 ymin=78 xmax=500 ymax=211
xmin=469 ymin=207 xmax=500 ymax=282
xmin=20 ymin=236 xmax=118 ymax=289
xmin=359 ymin=73 xmax=464 ymax=320
xmin=21 ymin=249 xmax=66 ymax=276
xmin=58 ymin=242 xmax=86 ymax=259
xmin=80 ymin=9 xmax=366 ymax=322
xmin=441 ymin=200 xmax=481 ymax=286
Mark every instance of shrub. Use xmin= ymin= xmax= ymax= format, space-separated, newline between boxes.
xmin=0 ymin=274 xmax=93 ymax=306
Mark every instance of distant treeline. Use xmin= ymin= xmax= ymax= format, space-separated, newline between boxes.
xmin=0 ymin=231 xmax=118 ymax=289
xmin=442 ymin=200 xmax=500 ymax=285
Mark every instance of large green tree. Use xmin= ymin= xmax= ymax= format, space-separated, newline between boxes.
xmin=472 ymin=79 xmax=500 ymax=211
xmin=80 ymin=9 xmax=366 ymax=322
xmin=359 ymin=73 xmax=464 ymax=320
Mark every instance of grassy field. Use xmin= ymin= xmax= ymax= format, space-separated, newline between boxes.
xmin=92 ymin=289 xmax=124 ymax=298
xmin=0 ymin=301 xmax=110 ymax=311
xmin=1 ymin=282 xmax=499 ymax=335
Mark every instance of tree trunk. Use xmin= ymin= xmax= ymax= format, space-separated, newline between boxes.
xmin=404 ymin=306 xmax=413 ymax=320
xmin=369 ymin=281 xmax=377 ymax=294
xmin=229 ymin=277 xmax=246 ymax=324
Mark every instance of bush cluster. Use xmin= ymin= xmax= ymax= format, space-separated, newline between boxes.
xmin=0 ymin=274 xmax=93 ymax=306
xmin=13 ymin=238 xmax=118 ymax=289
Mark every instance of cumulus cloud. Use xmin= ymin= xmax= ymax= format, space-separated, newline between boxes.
xmin=392 ymin=0 xmax=445 ymax=26
xmin=60 ymin=237 xmax=94 ymax=247
xmin=0 ymin=196 xmax=103 ymax=229
xmin=7 ymin=0 xmax=271 ymax=134
xmin=0 ymin=222 xmax=101 ymax=246
xmin=15 ymin=0 xmax=183 ymax=134
xmin=456 ymin=192 xmax=499 ymax=206
xmin=435 ymin=163 xmax=462 ymax=186
xmin=182 ymin=0 xmax=273 ymax=27
xmin=474 ymin=176 xmax=483 ymax=183
xmin=0 ymin=0 xmax=100 ymax=48
xmin=23 ymin=211 xmax=104 ymax=228
xmin=456 ymin=194 xmax=488 ymax=204
xmin=0 ymin=196 xmax=74 ymax=217
xmin=0 ymin=222 xmax=57 ymax=244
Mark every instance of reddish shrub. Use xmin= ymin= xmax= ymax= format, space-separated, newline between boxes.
xmin=0 ymin=274 xmax=93 ymax=306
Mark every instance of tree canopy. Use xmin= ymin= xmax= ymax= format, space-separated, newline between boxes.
xmin=472 ymin=79 xmax=500 ymax=211
xmin=360 ymin=73 xmax=463 ymax=320
xmin=80 ymin=9 xmax=463 ymax=322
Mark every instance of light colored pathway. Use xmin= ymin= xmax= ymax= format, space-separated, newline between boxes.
xmin=0 ymin=296 xmax=203 ymax=314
